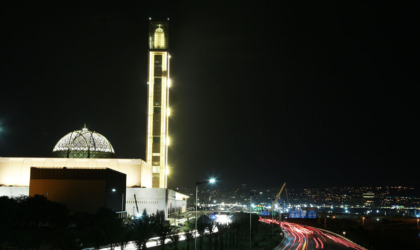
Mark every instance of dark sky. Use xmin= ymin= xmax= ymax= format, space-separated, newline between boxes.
xmin=0 ymin=1 xmax=418 ymax=189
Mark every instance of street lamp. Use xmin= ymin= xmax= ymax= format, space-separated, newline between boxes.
xmin=362 ymin=217 xmax=365 ymax=227
xmin=195 ymin=178 xmax=216 ymax=250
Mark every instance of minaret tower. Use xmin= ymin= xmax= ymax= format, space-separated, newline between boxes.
xmin=146 ymin=20 xmax=170 ymax=188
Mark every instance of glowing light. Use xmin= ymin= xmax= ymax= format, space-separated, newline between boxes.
xmin=168 ymin=79 xmax=171 ymax=87
xmin=167 ymin=137 xmax=170 ymax=145
xmin=166 ymin=166 xmax=169 ymax=176
xmin=215 ymin=215 xmax=231 ymax=224
xmin=154 ymin=25 xmax=165 ymax=48
xmin=209 ymin=178 xmax=216 ymax=183
xmin=167 ymin=108 xmax=171 ymax=116
xmin=112 ymin=189 xmax=116 ymax=192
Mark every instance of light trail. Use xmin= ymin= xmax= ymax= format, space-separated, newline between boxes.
xmin=259 ymin=219 xmax=366 ymax=250
xmin=313 ymin=236 xmax=319 ymax=249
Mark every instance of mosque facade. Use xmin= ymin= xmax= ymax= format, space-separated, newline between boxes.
xmin=0 ymin=20 xmax=188 ymax=218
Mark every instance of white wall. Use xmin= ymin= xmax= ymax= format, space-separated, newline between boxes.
xmin=0 ymin=157 xmax=152 ymax=188
xmin=126 ymin=188 xmax=188 ymax=219
xmin=0 ymin=186 xmax=29 ymax=197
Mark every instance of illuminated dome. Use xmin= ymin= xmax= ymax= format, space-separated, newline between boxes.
xmin=52 ymin=126 xmax=115 ymax=158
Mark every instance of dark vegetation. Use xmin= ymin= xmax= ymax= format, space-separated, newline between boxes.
xmin=0 ymin=196 xmax=281 ymax=250
xmin=0 ymin=195 xmax=171 ymax=250
xmin=159 ymin=213 xmax=282 ymax=250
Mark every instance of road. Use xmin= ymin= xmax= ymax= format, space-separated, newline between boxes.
xmin=260 ymin=219 xmax=366 ymax=250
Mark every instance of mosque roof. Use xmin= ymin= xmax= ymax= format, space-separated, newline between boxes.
xmin=52 ymin=125 xmax=115 ymax=158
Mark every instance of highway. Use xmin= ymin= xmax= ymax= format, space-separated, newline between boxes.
xmin=260 ymin=219 xmax=366 ymax=250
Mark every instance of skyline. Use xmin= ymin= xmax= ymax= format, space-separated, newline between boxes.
xmin=0 ymin=2 xmax=418 ymax=189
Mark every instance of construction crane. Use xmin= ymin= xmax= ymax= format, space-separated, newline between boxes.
xmin=270 ymin=182 xmax=286 ymax=214
xmin=134 ymin=194 xmax=140 ymax=216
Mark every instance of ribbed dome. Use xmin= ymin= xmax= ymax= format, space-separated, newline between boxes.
xmin=52 ymin=126 xmax=115 ymax=158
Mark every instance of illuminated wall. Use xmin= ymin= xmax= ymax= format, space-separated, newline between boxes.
xmin=147 ymin=21 xmax=170 ymax=188
xmin=0 ymin=157 xmax=152 ymax=188
xmin=125 ymin=188 xmax=188 ymax=219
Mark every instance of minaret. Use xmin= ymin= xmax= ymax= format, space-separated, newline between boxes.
xmin=146 ymin=20 xmax=170 ymax=188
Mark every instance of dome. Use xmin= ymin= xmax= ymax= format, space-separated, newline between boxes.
xmin=52 ymin=126 xmax=115 ymax=158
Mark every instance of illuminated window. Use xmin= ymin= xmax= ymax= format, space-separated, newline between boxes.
xmin=154 ymin=25 xmax=165 ymax=49
xmin=149 ymin=22 xmax=169 ymax=50
xmin=154 ymin=56 xmax=162 ymax=76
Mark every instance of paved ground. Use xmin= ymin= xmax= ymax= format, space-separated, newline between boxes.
xmin=279 ymin=222 xmax=366 ymax=250
xmin=259 ymin=218 xmax=367 ymax=250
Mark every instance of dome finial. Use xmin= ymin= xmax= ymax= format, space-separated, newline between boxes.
xmin=83 ymin=123 xmax=87 ymax=131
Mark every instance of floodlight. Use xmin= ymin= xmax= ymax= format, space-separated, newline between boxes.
xmin=209 ymin=178 xmax=216 ymax=183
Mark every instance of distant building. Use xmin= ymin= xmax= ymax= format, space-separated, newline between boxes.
xmin=363 ymin=191 xmax=375 ymax=199
xmin=363 ymin=191 xmax=375 ymax=207
xmin=30 ymin=167 xmax=126 ymax=213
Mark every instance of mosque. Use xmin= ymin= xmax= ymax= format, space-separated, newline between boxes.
xmin=0 ymin=20 xmax=188 ymax=219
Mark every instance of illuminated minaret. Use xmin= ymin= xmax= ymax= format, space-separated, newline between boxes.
xmin=146 ymin=20 xmax=170 ymax=188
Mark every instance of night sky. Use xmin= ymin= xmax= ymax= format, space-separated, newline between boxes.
xmin=0 ymin=1 xmax=418 ymax=189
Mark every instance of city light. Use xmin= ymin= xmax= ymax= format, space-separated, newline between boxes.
xmin=167 ymin=108 xmax=171 ymax=116
xmin=112 ymin=189 xmax=116 ymax=192
xmin=168 ymin=79 xmax=171 ymax=87
xmin=209 ymin=178 xmax=216 ymax=183
xmin=167 ymin=137 xmax=170 ymax=145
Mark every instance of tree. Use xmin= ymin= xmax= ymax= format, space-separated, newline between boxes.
xmin=216 ymin=224 xmax=229 ymax=250
xmin=155 ymin=222 xmax=176 ymax=250
xmin=0 ymin=195 xmax=70 ymax=249
xmin=132 ymin=210 xmax=160 ymax=250
xmin=206 ymin=222 xmax=215 ymax=250
xmin=169 ymin=233 xmax=180 ymax=250
xmin=93 ymin=208 xmax=123 ymax=250
xmin=196 ymin=220 xmax=207 ymax=250
xmin=117 ymin=226 xmax=132 ymax=250
xmin=184 ymin=229 xmax=194 ymax=250
xmin=55 ymin=228 xmax=83 ymax=250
